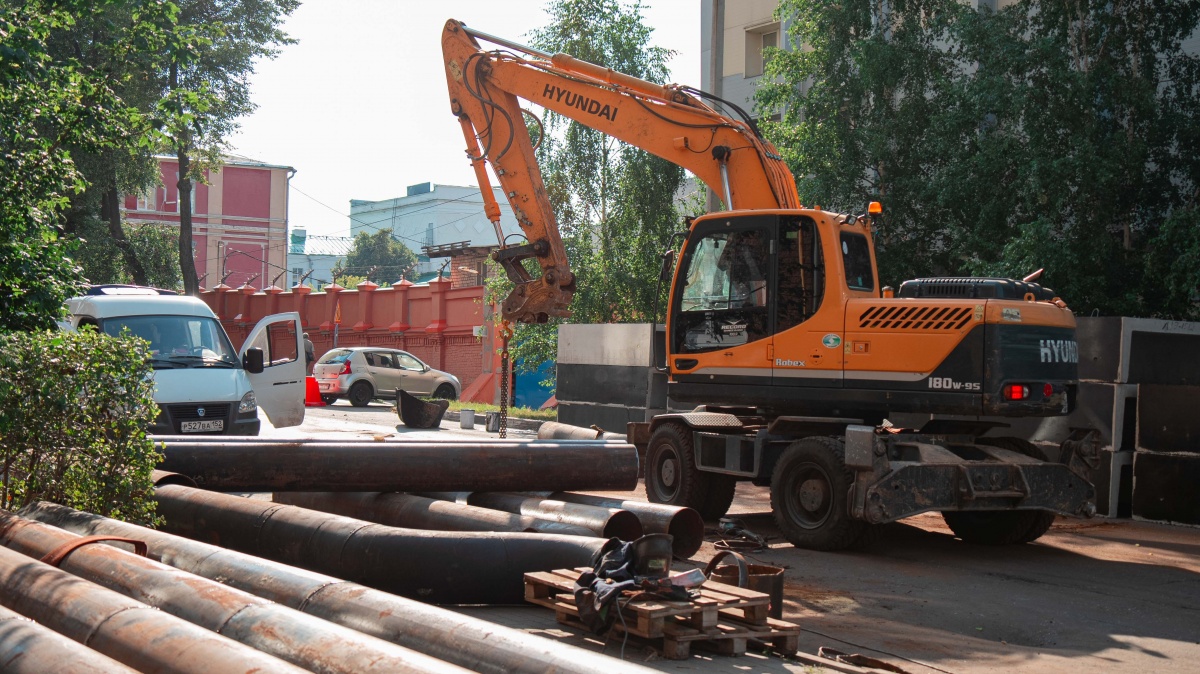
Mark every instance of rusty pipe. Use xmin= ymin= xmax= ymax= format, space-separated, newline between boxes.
xmin=420 ymin=492 xmax=644 ymax=540
xmin=0 ymin=511 xmax=470 ymax=674
xmin=273 ymin=492 xmax=596 ymax=537
xmin=156 ymin=439 xmax=639 ymax=492
xmin=537 ymin=421 xmax=626 ymax=441
xmin=0 ymin=603 xmax=140 ymax=674
xmin=0 ymin=543 xmax=308 ymax=674
xmin=19 ymin=501 xmax=656 ymax=674
xmin=151 ymin=482 xmax=604 ymax=604
xmin=549 ymin=492 xmax=705 ymax=558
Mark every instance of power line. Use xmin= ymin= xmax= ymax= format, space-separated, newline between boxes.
xmin=288 ymin=182 xmax=508 ymax=248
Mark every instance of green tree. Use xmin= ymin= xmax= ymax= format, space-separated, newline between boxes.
xmin=0 ymin=1 xmax=169 ymax=331
xmin=76 ymin=220 xmax=183 ymax=290
xmin=0 ymin=0 xmax=170 ymax=524
xmin=948 ymin=0 xmax=1200 ymax=319
xmin=757 ymin=0 xmax=970 ymax=287
xmin=501 ymin=0 xmax=687 ymax=372
xmin=47 ymin=3 xmax=165 ymax=286
xmin=155 ymin=0 xmax=298 ymax=296
xmin=759 ymin=0 xmax=1200 ymax=319
xmin=342 ymin=229 xmax=419 ymax=284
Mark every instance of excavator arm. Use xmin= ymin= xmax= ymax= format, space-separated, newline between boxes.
xmin=442 ymin=19 xmax=800 ymax=323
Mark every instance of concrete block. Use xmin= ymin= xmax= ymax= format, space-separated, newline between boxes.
xmin=1076 ymin=317 xmax=1200 ymax=385
xmin=557 ymin=402 xmax=645 ymax=434
xmin=1136 ymin=384 xmax=1200 ymax=453
xmin=558 ymin=323 xmax=654 ymax=367
xmin=1132 ymin=450 xmax=1200 ymax=525
xmin=1076 ymin=317 xmax=1123 ymax=383
xmin=557 ymin=364 xmax=650 ymax=406
xmin=1094 ymin=448 xmax=1132 ymax=518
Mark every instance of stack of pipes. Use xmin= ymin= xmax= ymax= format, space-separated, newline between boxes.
xmin=0 ymin=434 xmax=706 ymax=671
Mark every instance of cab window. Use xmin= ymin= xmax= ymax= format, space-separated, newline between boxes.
xmin=841 ymin=232 xmax=874 ymax=292
xmin=777 ymin=216 xmax=822 ymax=332
xmin=674 ymin=225 xmax=771 ymax=354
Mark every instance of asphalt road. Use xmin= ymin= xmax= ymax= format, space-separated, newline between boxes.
xmin=271 ymin=403 xmax=1200 ymax=674
xmin=263 ymin=398 xmax=539 ymax=440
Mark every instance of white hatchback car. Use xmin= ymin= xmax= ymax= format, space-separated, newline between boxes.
xmin=313 ymin=347 xmax=461 ymax=406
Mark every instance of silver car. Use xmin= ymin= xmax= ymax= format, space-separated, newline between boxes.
xmin=313 ymin=347 xmax=461 ymax=406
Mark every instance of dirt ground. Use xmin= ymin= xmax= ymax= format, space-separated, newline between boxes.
xmin=458 ymin=482 xmax=1200 ymax=674
xmin=287 ymin=405 xmax=1200 ymax=673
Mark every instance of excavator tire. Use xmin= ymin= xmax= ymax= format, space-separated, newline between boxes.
xmin=699 ymin=475 xmax=737 ymax=521
xmin=980 ymin=437 xmax=1057 ymax=543
xmin=645 ymin=422 xmax=713 ymax=514
xmin=942 ymin=437 xmax=1057 ymax=545
xmin=771 ymin=437 xmax=867 ymax=551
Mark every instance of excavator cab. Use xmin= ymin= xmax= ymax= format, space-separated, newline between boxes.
xmin=671 ymin=212 xmax=828 ymax=359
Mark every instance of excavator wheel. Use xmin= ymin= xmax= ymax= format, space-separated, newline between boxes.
xmin=941 ymin=437 xmax=1057 ymax=545
xmin=645 ymin=422 xmax=713 ymax=515
xmin=700 ymin=475 xmax=737 ymax=521
xmin=770 ymin=437 xmax=867 ymax=551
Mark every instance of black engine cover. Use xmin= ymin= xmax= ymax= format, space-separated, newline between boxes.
xmin=898 ymin=277 xmax=1056 ymax=302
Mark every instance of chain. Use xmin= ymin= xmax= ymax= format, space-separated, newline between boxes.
xmin=498 ymin=321 xmax=513 ymax=439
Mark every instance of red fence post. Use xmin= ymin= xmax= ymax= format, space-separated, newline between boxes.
xmin=389 ymin=279 xmax=413 ymax=355
xmin=265 ymin=284 xmax=284 ymax=316
xmin=236 ymin=282 xmax=259 ymax=327
xmin=319 ymin=283 xmax=344 ymax=334
xmin=354 ymin=280 xmax=378 ymax=332
xmin=292 ymin=284 xmax=312 ymax=328
xmin=426 ymin=276 xmax=450 ymax=370
xmin=212 ymin=283 xmax=233 ymax=320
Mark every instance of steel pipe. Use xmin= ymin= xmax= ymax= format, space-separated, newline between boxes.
xmin=0 ymin=511 xmax=469 ymax=674
xmin=151 ymin=482 xmax=604 ymax=604
xmin=537 ymin=421 xmax=626 ymax=441
xmin=0 ymin=604 xmax=139 ymax=674
xmin=19 ymin=502 xmax=654 ymax=674
xmin=549 ymin=492 xmax=705 ymax=557
xmin=273 ymin=492 xmax=596 ymax=537
xmin=0 ymin=543 xmax=307 ymax=674
xmin=156 ymin=439 xmax=639 ymax=492
xmin=420 ymin=492 xmax=644 ymax=540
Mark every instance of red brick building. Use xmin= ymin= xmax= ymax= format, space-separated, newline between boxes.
xmin=124 ymin=154 xmax=293 ymax=289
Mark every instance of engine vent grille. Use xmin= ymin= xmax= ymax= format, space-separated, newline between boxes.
xmin=858 ymin=305 xmax=974 ymax=330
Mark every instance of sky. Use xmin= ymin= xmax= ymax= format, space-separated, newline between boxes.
xmin=228 ymin=0 xmax=703 ymax=239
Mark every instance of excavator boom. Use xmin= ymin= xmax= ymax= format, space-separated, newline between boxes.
xmin=442 ymin=18 xmax=799 ymax=322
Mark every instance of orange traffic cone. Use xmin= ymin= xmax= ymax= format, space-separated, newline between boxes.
xmin=304 ymin=376 xmax=326 ymax=407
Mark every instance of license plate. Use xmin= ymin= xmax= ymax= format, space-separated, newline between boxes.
xmin=181 ymin=419 xmax=224 ymax=433
xmin=319 ymin=382 xmax=330 ymax=391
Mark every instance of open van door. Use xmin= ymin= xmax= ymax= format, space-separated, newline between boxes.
xmin=241 ymin=312 xmax=306 ymax=427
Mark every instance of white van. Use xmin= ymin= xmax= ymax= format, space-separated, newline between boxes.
xmin=65 ymin=287 xmax=305 ymax=435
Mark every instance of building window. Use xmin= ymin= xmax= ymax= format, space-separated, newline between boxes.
xmin=746 ymin=24 xmax=779 ymax=78
xmin=425 ymin=223 xmax=435 ymax=249
xmin=292 ymin=267 xmax=303 ymax=285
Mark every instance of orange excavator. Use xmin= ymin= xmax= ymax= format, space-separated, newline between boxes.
xmin=442 ymin=19 xmax=1098 ymax=550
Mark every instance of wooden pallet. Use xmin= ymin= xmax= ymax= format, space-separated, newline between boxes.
xmin=524 ymin=567 xmax=800 ymax=660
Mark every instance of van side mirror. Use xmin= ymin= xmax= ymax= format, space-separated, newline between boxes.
xmin=243 ymin=347 xmax=265 ymax=374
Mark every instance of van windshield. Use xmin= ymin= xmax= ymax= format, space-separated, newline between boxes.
xmin=101 ymin=315 xmax=241 ymax=369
